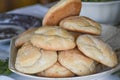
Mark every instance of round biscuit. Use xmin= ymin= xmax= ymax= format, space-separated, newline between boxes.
xmin=60 ymin=16 xmax=101 ymax=35
xmin=43 ymin=0 xmax=81 ymax=26
xmin=30 ymin=26 xmax=76 ymax=50
xmin=76 ymin=34 xmax=118 ymax=67
xmin=58 ymin=48 xmax=96 ymax=76
xmin=37 ymin=62 xmax=75 ymax=78
xmin=15 ymin=42 xmax=57 ymax=74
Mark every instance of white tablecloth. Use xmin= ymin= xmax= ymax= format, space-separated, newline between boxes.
xmin=1 ymin=4 xmax=120 ymax=80
xmin=8 ymin=4 xmax=48 ymax=18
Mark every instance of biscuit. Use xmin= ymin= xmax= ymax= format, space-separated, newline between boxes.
xmin=58 ymin=48 xmax=96 ymax=76
xmin=60 ymin=16 xmax=101 ymax=35
xmin=30 ymin=26 xmax=76 ymax=50
xmin=15 ymin=42 xmax=57 ymax=74
xmin=43 ymin=0 xmax=81 ymax=26
xmin=15 ymin=28 xmax=37 ymax=47
xmin=76 ymin=34 xmax=118 ymax=67
xmin=37 ymin=62 xmax=75 ymax=78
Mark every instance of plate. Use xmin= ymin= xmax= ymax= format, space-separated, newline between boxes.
xmin=0 ymin=13 xmax=42 ymax=29
xmin=9 ymin=37 xmax=120 ymax=80
xmin=0 ymin=13 xmax=42 ymax=43
xmin=0 ymin=24 xmax=25 ymax=43
xmin=9 ymin=24 xmax=120 ymax=80
xmin=100 ymin=24 xmax=120 ymax=41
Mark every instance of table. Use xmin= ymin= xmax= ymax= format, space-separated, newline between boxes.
xmin=1 ymin=4 xmax=120 ymax=80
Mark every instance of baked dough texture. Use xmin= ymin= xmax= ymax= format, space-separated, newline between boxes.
xmin=30 ymin=26 xmax=76 ymax=50
xmin=15 ymin=42 xmax=57 ymax=74
xmin=60 ymin=16 xmax=101 ymax=35
xmin=58 ymin=48 xmax=96 ymax=76
xmin=15 ymin=28 xmax=37 ymax=47
xmin=37 ymin=62 xmax=75 ymax=78
xmin=43 ymin=0 xmax=81 ymax=26
xmin=76 ymin=34 xmax=118 ymax=67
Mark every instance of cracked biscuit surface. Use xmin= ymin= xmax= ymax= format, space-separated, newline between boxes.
xmin=37 ymin=62 xmax=75 ymax=78
xmin=15 ymin=28 xmax=37 ymax=47
xmin=30 ymin=26 xmax=76 ymax=50
xmin=15 ymin=42 xmax=57 ymax=74
xmin=58 ymin=48 xmax=96 ymax=76
xmin=76 ymin=34 xmax=118 ymax=67
xmin=60 ymin=16 xmax=101 ymax=35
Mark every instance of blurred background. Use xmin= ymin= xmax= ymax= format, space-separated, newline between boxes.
xmin=0 ymin=0 xmax=59 ymax=13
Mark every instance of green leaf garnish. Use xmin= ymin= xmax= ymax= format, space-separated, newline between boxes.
xmin=0 ymin=59 xmax=12 ymax=75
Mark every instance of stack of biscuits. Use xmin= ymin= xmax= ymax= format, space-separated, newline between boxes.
xmin=14 ymin=0 xmax=118 ymax=78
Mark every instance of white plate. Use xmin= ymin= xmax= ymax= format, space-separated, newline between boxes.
xmin=8 ymin=24 xmax=120 ymax=80
xmin=9 ymin=37 xmax=120 ymax=80
xmin=0 ymin=13 xmax=42 ymax=44
xmin=0 ymin=25 xmax=25 ymax=43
